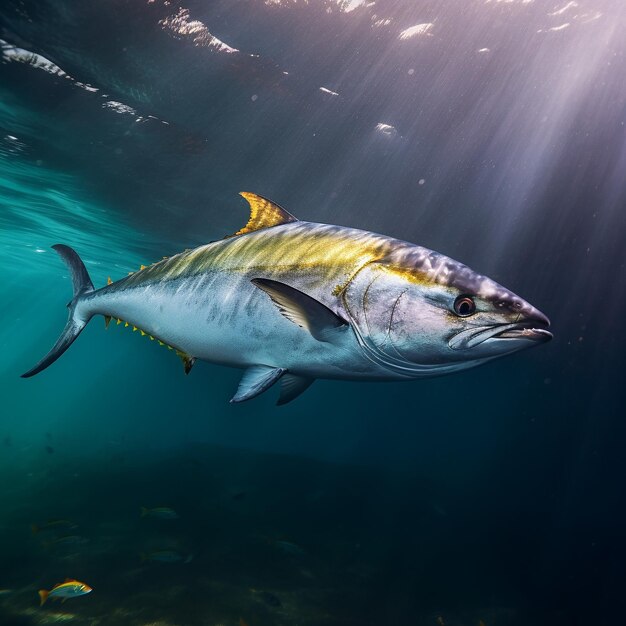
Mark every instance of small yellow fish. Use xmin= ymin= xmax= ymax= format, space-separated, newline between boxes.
xmin=38 ymin=579 xmax=92 ymax=606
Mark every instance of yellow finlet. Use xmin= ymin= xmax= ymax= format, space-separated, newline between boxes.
xmin=116 ymin=318 xmax=122 ymax=325
xmin=140 ymin=264 xmax=147 ymax=270
xmin=104 ymin=315 xmax=111 ymax=329
xmin=124 ymin=322 xmax=129 ymax=327
xmin=107 ymin=276 xmax=112 ymax=285
xmin=233 ymin=192 xmax=298 ymax=237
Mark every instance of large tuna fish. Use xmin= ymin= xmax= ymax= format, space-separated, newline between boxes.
xmin=22 ymin=193 xmax=551 ymax=404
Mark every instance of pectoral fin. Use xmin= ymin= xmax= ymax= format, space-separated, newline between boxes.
xmin=230 ymin=365 xmax=286 ymax=403
xmin=277 ymin=374 xmax=314 ymax=405
xmin=251 ymin=278 xmax=348 ymax=342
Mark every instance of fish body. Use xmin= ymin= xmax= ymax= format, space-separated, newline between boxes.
xmin=141 ymin=549 xmax=192 ymax=563
xmin=45 ymin=535 xmax=88 ymax=547
xmin=258 ymin=590 xmax=281 ymax=607
xmin=38 ymin=579 xmax=92 ymax=605
xmin=140 ymin=506 xmax=179 ymax=519
xmin=274 ymin=540 xmax=305 ymax=556
xmin=22 ymin=193 xmax=551 ymax=404
xmin=31 ymin=519 xmax=78 ymax=534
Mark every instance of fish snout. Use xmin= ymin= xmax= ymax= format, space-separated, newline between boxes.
xmin=501 ymin=294 xmax=551 ymax=339
xmin=523 ymin=304 xmax=550 ymax=330
xmin=494 ymin=302 xmax=552 ymax=343
xmin=519 ymin=302 xmax=552 ymax=342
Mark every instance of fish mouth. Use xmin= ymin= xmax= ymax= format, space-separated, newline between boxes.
xmin=449 ymin=318 xmax=552 ymax=350
xmin=492 ymin=322 xmax=553 ymax=342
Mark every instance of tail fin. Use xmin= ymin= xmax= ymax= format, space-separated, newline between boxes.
xmin=21 ymin=245 xmax=95 ymax=378
xmin=38 ymin=589 xmax=49 ymax=606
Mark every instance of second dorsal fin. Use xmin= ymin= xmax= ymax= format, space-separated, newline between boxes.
xmin=234 ymin=192 xmax=298 ymax=237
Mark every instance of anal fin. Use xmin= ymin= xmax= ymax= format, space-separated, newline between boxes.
xmin=230 ymin=365 xmax=286 ymax=403
xmin=181 ymin=354 xmax=196 ymax=375
xmin=277 ymin=374 xmax=314 ymax=405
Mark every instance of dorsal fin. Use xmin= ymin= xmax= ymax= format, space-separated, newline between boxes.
xmin=233 ymin=192 xmax=298 ymax=237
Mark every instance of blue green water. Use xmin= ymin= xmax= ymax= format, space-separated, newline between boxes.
xmin=1 ymin=1 xmax=625 ymax=625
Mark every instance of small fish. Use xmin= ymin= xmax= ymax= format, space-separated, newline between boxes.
xmin=3 ymin=436 xmax=10 ymax=447
xmin=140 ymin=550 xmax=192 ymax=563
xmin=31 ymin=519 xmax=78 ymax=534
xmin=261 ymin=591 xmax=281 ymax=607
xmin=45 ymin=445 xmax=54 ymax=454
xmin=437 ymin=617 xmax=445 ymax=626
xmin=44 ymin=535 xmax=88 ymax=548
xmin=140 ymin=506 xmax=179 ymax=519
xmin=232 ymin=491 xmax=247 ymax=501
xmin=0 ymin=589 xmax=12 ymax=596
xmin=38 ymin=579 xmax=92 ymax=606
xmin=274 ymin=540 xmax=305 ymax=556
xmin=251 ymin=589 xmax=282 ymax=607
xmin=239 ymin=619 xmax=249 ymax=626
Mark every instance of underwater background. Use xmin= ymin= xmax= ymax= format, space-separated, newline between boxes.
xmin=1 ymin=1 xmax=625 ymax=625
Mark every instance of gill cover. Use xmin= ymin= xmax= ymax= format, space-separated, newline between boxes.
xmin=341 ymin=261 xmax=418 ymax=376
xmin=341 ymin=261 xmax=474 ymax=377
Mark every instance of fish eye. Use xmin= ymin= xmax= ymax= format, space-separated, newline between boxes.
xmin=453 ymin=295 xmax=476 ymax=317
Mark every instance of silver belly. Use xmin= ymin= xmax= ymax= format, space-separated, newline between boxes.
xmin=80 ymin=272 xmax=402 ymax=381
